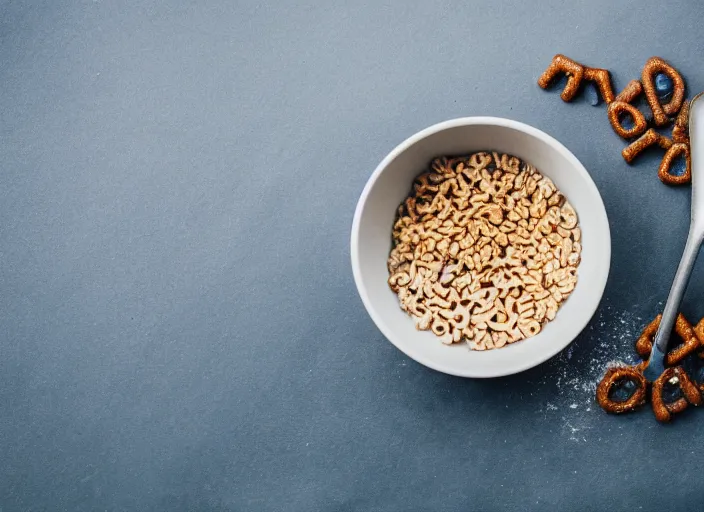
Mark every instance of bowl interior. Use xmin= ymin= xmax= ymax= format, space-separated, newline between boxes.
xmin=351 ymin=118 xmax=610 ymax=377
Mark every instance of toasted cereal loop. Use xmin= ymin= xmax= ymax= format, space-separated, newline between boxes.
xmin=642 ymin=56 xmax=686 ymax=126
xmin=651 ymin=367 xmax=702 ymax=422
xmin=538 ymin=55 xmax=614 ymax=104
xmin=583 ymin=66 xmax=615 ymax=104
xmin=659 ymin=143 xmax=691 ymax=185
xmin=608 ymin=101 xmax=648 ymax=139
xmin=635 ymin=314 xmax=700 ymax=364
xmin=596 ymin=366 xmax=647 ymax=414
xmin=538 ymin=54 xmax=585 ymax=102
xmin=622 ymin=128 xmax=672 ymax=164
xmin=607 ymin=80 xmax=648 ymax=139
xmin=672 ymin=99 xmax=690 ymax=143
xmin=693 ymin=318 xmax=704 ymax=359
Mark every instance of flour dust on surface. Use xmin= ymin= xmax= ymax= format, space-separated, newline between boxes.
xmin=532 ymin=300 xmax=661 ymax=442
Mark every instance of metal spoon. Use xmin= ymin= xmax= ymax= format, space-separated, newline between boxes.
xmin=644 ymin=92 xmax=704 ymax=381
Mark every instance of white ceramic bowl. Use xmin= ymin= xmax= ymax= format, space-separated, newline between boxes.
xmin=351 ymin=117 xmax=611 ymax=378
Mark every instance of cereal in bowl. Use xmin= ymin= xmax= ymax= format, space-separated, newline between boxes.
xmin=387 ymin=152 xmax=582 ymax=350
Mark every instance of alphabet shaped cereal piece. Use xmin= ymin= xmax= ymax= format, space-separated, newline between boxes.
xmin=651 ymin=367 xmax=702 ymax=422
xmin=583 ymin=67 xmax=615 ymax=104
xmin=642 ymin=56 xmax=686 ymax=126
xmin=635 ymin=313 xmax=700 ymax=365
xmin=538 ymin=55 xmax=585 ymax=102
xmin=607 ymin=80 xmax=647 ymax=139
xmin=659 ymin=143 xmax=691 ymax=186
xmin=622 ymin=129 xmax=672 ymax=164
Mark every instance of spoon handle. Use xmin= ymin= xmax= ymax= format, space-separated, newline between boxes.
xmin=644 ymin=93 xmax=704 ymax=380
xmin=652 ymin=234 xmax=701 ymax=354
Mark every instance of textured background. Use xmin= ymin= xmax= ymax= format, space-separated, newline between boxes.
xmin=2 ymin=1 xmax=704 ymax=510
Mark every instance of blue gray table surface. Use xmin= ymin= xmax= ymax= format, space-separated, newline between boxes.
xmin=2 ymin=1 xmax=704 ymax=510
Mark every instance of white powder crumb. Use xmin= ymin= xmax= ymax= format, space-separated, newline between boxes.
xmin=563 ymin=420 xmax=590 ymax=442
xmin=533 ymin=303 xmax=647 ymax=439
xmin=605 ymin=360 xmax=627 ymax=369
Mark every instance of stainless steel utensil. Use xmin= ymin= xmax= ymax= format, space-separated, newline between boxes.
xmin=644 ymin=92 xmax=704 ymax=381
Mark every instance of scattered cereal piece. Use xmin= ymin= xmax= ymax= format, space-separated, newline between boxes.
xmin=583 ymin=66 xmax=615 ymax=104
xmin=642 ymin=56 xmax=686 ymax=126
xmin=538 ymin=55 xmax=614 ymax=104
xmin=538 ymin=54 xmax=585 ymax=102
xmin=608 ymin=102 xmax=647 ymax=139
xmin=616 ymin=79 xmax=643 ymax=104
xmin=596 ymin=366 xmax=647 ymax=414
xmin=538 ymin=54 xmax=692 ymax=187
xmin=596 ymin=314 xmax=704 ymax=422
xmin=659 ymin=142 xmax=691 ymax=185
xmin=607 ymin=80 xmax=648 ymax=139
xmin=622 ymin=128 xmax=672 ymax=164
xmin=672 ymin=99 xmax=690 ymax=143
xmin=651 ymin=367 xmax=702 ymax=422
xmin=635 ymin=314 xmax=699 ymax=364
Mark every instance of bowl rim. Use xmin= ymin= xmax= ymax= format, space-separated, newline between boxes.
xmin=350 ymin=116 xmax=611 ymax=377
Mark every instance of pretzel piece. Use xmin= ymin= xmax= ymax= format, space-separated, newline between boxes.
xmin=617 ymin=79 xmax=644 ymax=104
xmin=642 ymin=56 xmax=686 ymax=126
xmin=651 ymin=367 xmax=702 ymax=422
xmin=692 ymin=318 xmax=704 ymax=359
xmin=537 ymin=55 xmax=585 ymax=102
xmin=583 ymin=67 xmax=615 ymax=104
xmin=634 ymin=314 xmax=700 ymax=366
xmin=672 ymin=99 xmax=690 ymax=143
xmin=596 ymin=366 xmax=647 ymax=414
xmin=607 ymin=80 xmax=647 ymax=139
xmin=659 ymin=142 xmax=691 ymax=185
xmin=635 ymin=315 xmax=661 ymax=359
xmin=608 ymin=102 xmax=648 ymax=139
xmin=622 ymin=129 xmax=673 ymax=164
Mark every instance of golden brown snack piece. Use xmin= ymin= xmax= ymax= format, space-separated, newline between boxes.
xmin=693 ymin=318 xmax=704 ymax=359
xmin=634 ymin=313 xmax=701 ymax=366
xmin=659 ymin=142 xmax=691 ymax=185
xmin=694 ymin=317 xmax=704 ymax=340
xmin=538 ymin=55 xmax=614 ymax=104
xmin=651 ymin=367 xmax=702 ymax=422
xmin=634 ymin=315 xmax=661 ymax=359
xmin=583 ymin=67 xmax=615 ymax=104
xmin=656 ymin=99 xmax=693 ymax=185
xmin=642 ymin=56 xmax=686 ymax=126
xmin=598 ymin=314 xmax=704 ymax=422
xmin=622 ymin=128 xmax=673 ymax=164
xmin=672 ymin=99 xmax=690 ymax=143
xmin=616 ymin=79 xmax=644 ymax=103
xmin=538 ymin=54 xmax=585 ymax=102
xmin=608 ymin=102 xmax=648 ymax=139
xmin=596 ymin=366 xmax=647 ymax=414
xmin=674 ymin=314 xmax=701 ymax=361
xmin=538 ymin=54 xmax=694 ymax=189
xmin=607 ymin=80 xmax=647 ymax=139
